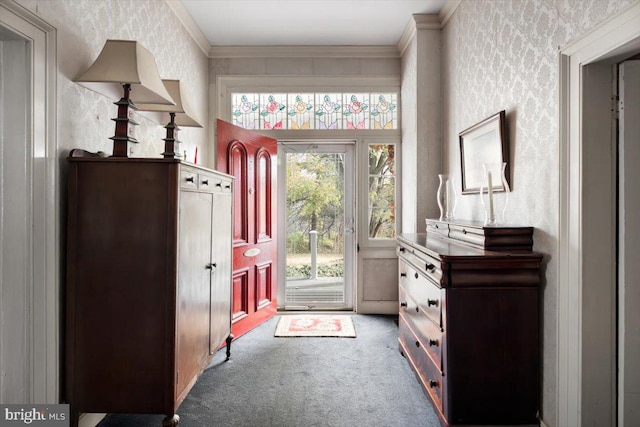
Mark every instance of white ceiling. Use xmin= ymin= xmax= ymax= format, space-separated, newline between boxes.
xmin=179 ymin=0 xmax=447 ymax=46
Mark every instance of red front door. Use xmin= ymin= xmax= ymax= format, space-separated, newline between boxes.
xmin=217 ymin=119 xmax=278 ymax=339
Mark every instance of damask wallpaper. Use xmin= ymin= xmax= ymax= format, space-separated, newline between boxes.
xmin=442 ymin=0 xmax=635 ymax=424
xmin=15 ymin=0 xmax=208 ymax=163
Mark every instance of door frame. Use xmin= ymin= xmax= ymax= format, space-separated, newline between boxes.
xmin=0 ymin=0 xmax=57 ymax=403
xmin=558 ymin=3 xmax=640 ymax=426
xmin=277 ymin=140 xmax=356 ymax=310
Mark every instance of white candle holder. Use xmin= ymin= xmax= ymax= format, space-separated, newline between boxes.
xmin=437 ymin=174 xmax=458 ymax=221
xmin=480 ymin=162 xmax=510 ymax=225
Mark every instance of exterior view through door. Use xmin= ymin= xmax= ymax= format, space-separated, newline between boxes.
xmin=283 ymin=143 xmax=355 ymax=310
xmin=217 ymin=120 xmax=278 ymax=339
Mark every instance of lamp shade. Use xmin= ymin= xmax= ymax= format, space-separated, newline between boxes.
xmin=75 ymin=40 xmax=174 ymax=105
xmin=137 ymin=80 xmax=202 ymax=127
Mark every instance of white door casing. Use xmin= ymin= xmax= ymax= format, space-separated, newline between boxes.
xmin=558 ymin=3 xmax=640 ymax=426
xmin=0 ymin=0 xmax=57 ymax=403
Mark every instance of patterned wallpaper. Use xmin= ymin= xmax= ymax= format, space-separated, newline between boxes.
xmin=442 ymin=0 xmax=636 ymax=424
xmin=15 ymin=0 xmax=209 ymax=163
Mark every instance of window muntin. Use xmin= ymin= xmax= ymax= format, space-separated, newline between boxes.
xmin=231 ymin=92 xmax=398 ymax=131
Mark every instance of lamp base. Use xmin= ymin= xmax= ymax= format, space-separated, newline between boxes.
xmin=161 ymin=113 xmax=181 ymax=159
xmin=110 ymin=84 xmax=138 ymax=158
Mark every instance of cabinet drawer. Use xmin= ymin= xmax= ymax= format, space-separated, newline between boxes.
xmin=398 ymin=246 xmax=442 ymax=287
xmin=198 ymin=173 xmax=215 ymax=190
xmin=399 ymin=318 xmax=444 ymax=412
xmin=399 ymin=285 xmax=443 ymax=369
xmin=399 ymin=259 xmax=443 ymax=328
xmin=180 ymin=170 xmax=198 ymax=189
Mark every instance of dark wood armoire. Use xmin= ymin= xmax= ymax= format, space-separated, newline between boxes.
xmin=65 ymin=155 xmax=233 ymax=426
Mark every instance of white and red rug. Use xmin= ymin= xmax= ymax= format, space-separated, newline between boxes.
xmin=274 ymin=315 xmax=356 ymax=338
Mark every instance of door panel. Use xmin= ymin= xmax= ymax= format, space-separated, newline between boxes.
xmin=218 ymin=120 xmax=278 ymax=339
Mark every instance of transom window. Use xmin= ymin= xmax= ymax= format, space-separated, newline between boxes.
xmin=232 ymin=92 xmax=398 ymax=131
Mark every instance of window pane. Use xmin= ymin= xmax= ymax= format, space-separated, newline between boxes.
xmin=370 ymin=93 xmax=397 ymax=129
xmin=260 ymin=94 xmax=287 ymax=130
xmin=288 ymin=94 xmax=315 ymax=129
xmin=369 ymin=208 xmax=396 ymax=239
xmin=369 ymin=177 xmax=395 ymax=207
xmin=368 ymin=143 xmax=396 ymax=239
xmin=315 ymin=93 xmax=343 ymax=129
xmin=232 ymin=93 xmax=260 ymax=129
xmin=343 ymin=94 xmax=369 ymax=129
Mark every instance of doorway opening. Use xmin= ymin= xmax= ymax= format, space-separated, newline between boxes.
xmin=282 ymin=142 xmax=355 ymax=310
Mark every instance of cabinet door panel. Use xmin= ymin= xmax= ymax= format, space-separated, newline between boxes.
xmin=210 ymin=189 xmax=233 ymax=352
xmin=177 ymin=191 xmax=213 ymax=398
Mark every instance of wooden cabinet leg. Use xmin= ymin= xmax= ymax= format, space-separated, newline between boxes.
xmin=162 ymin=414 xmax=180 ymax=426
xmin=225 ymin=334 xmax=233 ymax=360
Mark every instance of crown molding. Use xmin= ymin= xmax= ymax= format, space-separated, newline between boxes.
xmin=439 ymin=0 xmax=462 ymax=27
xmin=209 ymin=45 xmax=400 ymax=59
xmin=165 ymin=0 xmax=210 ymax=55
xmin=397 ymin=14 xmax=440 ymax=57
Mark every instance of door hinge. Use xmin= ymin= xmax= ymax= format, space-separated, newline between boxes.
xmin=612 ymin=95 xmax=621 ymax=120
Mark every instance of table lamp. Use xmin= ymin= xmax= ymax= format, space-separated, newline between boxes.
xmin=75 ymin=39 xmax=175 ymax=157
xmin=136 ymin=79 xmax=202 ymax=159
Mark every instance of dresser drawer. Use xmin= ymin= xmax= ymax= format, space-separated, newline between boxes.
xmin=399 ymin=285 xmax=443 ymax=368
xmin=399 ymin=259 xmax=443 ymax=328
xmin=180 ymin=170 xmax=198 ymax=189
xmin=399 ymin=318 xmax=444 ymax=412
xmin=398 ymin=246 xmax=442 ymax=287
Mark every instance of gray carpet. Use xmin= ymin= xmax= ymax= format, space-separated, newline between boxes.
xmin=98 ymin=314 xmax=440 ymax=427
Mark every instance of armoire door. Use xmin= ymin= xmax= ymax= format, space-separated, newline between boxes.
xmin=176 ymin=190 xmax=213 ymax=400
xmin=217 ymin=119 xmax=278 ymax=339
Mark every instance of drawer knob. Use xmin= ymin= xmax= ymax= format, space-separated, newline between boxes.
xmin=462 ymin=228 xmax=467 ymax=234
xmin=414 ymin=272 xmax=419 ymax=279
xmin=202 ymin=179 xmax=209 ymax=186
xmin=415 ymin=306 xmax=419 ymax=313
xmin=400 ymin=272 xmax=407 ymax=277
xmin=400 ymin=302 xmax=407 ymax=308
xmin=434 ymin=224 xmax=439 ymax=229
xmin=415 ymin=341 xmax=420 ymax=348
xmin=427 ymin=299 xmax=438 ymax=307
xmin=429 ymin=339 xmax=439 ymax=347
xmin=429 ymin=380 xmax=439 ymax=388
xmin=426 ymin=263 xmax=435 ymax=271
xmin=399 ymin=247 xmax=405 ymax=252
xmin=186 ymin=176 xmax=194 ymax=183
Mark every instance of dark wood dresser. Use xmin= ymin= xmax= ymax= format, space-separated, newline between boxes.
xmin=397 ymin=219 xmax=542 ymax=426
xmin=65 ymin=156 xmax=234 ymax=426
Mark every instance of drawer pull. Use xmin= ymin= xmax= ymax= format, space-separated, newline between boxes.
xmin=205 ymin=262 xmax=217 ymax=270
xmin=400 ymin=273 xmax=407 ymax=277
xmin=400 ymin=302 xmax=407 ymax=308
xmin=186 ymin=176 xmax=194 ymax=183
xmin=399 ymin=247 xmax=405 ymax=253
xmin=201 ymin=179 xmax=209 ymax=186
xmin=414 ymin=272 xmax=419 ymax=279
xmin=415 ymin=341 xmax=420 ymax=348
xmin=216 ymin=182 xmax=222 ymax=187
xmin=225 ymin=184 xmax=231 ymax=189
xmin=434 ymin=224 xmax=439 ymax=229
xmin=429 ymin=380 xmax=439 ymax=389
xmin=462 ymin=228 xmax=467 ymax=234
xmin=429 ymin=339 xmax=439 ymax=347
xmin=415 ymin=306 xmax=419 ymax=313
xmin=426 ymin=263 xmax=435 ymax=271
xmin=427 ymin=299 xmax=438 ymax=307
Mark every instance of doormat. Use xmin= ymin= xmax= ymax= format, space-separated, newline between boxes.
xmin=274 ymin=315 xmax=356 ymax=338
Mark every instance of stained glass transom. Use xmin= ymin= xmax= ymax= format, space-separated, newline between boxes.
xmin=231 ymin=92 xmax=398 ymax=130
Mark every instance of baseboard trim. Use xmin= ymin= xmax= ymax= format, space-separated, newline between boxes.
xmin=79 ymin=413 xmax=106 ymax=427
